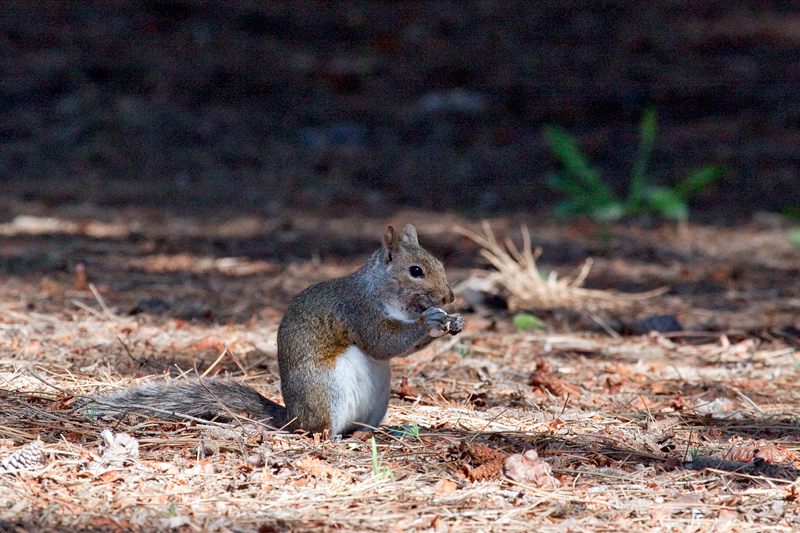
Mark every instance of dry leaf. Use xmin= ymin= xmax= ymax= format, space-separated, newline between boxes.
xmin=350 ymin=430 xmax=372 ymax=442
xmin=397 ymin=376 xmax=418 ymax=400
xmin=98 ymin=470 xmax=120 ymax=482
xmin=190 ymin=336 xmax=229 ymax=352
xmin=528 ymin=370 xmax=580 ymax=397
xmin=713 ymin=509 xmax=737 ymax=533
xmin=433 ymin=479 xmax=458 ymax=496
xmin=73 ymin=263 xmax=88 ymax=290
xmin=504 ymin=450 xmax=560 ymax=487
xmin=295 ymin=456 xmax=353 ymax=483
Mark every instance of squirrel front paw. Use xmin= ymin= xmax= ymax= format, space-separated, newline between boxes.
xmin=446 ymin=313 xmax=465 ymax=335
xmin=423 ymin=308 xmax=465 ymax=338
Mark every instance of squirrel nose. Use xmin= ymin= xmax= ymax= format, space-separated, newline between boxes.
xmin=443 ymin=287 xmax=454 ymax=304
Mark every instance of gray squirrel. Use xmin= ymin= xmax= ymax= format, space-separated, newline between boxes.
xmin=93 ymin=224 xmax=464 ymax=436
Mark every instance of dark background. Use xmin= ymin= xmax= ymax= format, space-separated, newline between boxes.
xmin=2 ymin=1 xmax=799 ymax=222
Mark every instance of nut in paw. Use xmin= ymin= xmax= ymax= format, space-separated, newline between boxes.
xmin=423 ymin=307 xmax=450 ymax=338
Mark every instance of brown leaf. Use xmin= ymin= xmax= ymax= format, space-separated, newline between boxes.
xmin=634 ymin=395 xmax=656 ymax=410
xmin=528 ymin=370 xmax=580 ymax=397
xmin=396 ymin=376 xmax=417 ymax=400
xmin=73 ymin=263 xmax=88 ymax=290
xmin=89 ymin=517 xmax=131 ymax=533
xmin=98 ymin=470 xmax=121 ymax=482
xmin=350 ymin=430 xmax=372 ymax=442
xmin=727 ymin=439 xmax=792 ymax=463
xmin=755 ymin=439 xmax=793 ymax=463
xmin=671 ymin=393 xmax=685 ymax=411
xmin=22 ymin=340 xmax=42 ymax=356
xmin=433 ymin=478 xmax=458 ymax=496
xmin=295 ymin=456 xmax=353 ymax=483
xmin=713 ymin=509 xmax=737 ymax=533
xmin=190 ymin=336 xmax=229 ymax=352
xmin=604 ymin=373 xmax=623 ymax=394
xmin=504 ymin=450 xmax=560 ymax=487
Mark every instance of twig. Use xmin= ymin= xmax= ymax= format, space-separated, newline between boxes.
xmin=200 ymin=345 xmax=230 ymax=379
xmin=89 ymin=283 xmax=120 ymax=322
xmin=193 ymin=362 xmax=247 ymax=430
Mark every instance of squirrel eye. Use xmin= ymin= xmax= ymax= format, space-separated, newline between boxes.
xmin=409 ymin=265 xmax=424 ymax=278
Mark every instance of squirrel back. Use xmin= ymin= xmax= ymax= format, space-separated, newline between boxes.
xmin=89 ymin=224 xmax=464 ymax=435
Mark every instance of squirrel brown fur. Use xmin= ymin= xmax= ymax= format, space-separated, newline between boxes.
xmin=91 ymin=224 xmax=464 ymax=436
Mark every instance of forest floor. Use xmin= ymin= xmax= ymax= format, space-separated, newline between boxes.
xmin=2 ymin=204 xmax=800 ymax=532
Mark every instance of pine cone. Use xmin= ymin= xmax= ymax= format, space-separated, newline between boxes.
xmin=1 ymin=440 xmax=44 ymax=472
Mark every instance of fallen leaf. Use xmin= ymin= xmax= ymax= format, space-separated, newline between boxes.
xmin=191 ymin=336 xmax=229 ymax=352
xmin=350 ymin=430 xmax=372 ymax=442
xmin=529 ymin=370 xmax=580 ymax=397
xmin=98 ymin=470 xmax=120 ymax=482
xmin=73 ymin=263 xmax=88 ymax=290
xmin=397 ymin=376 xmax=417 ymax=400
xmin=22 ymin=340 xmax=42 ymax=356
xmin=713 ymin=509 xmax=737 ymax=533
xmin=433 ymin=479 xmax=457 ymax=496
xmin=604 ymin=373 xmax=623 ymax=394
xmin=295 ymin=456 xmax=353 ymax=483
xmin=504 ymin=450 xmax=560 ymax=487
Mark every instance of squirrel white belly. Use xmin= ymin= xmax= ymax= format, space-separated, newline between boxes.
xmin=92 ymin=223 xmax=464 ymax=436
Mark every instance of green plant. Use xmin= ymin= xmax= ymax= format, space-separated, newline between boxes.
xmin=513 ymin=313 xmax=547 ymax=331
xmin=789 ymin=228 xmax=800 ymax=248
xmin=690 ymin=447 xmax=701 ymax=461
xmin=370 ymin=437 xmax=395 ymax=481
xmin=84 ymin=404 xmax=98 ymax=420
xmin=544 ymin=108 xmax=724 ymax=221
xmin=452 ymin=340 xmax=472 ymax=357
xmin=397 ymin=419 xmax=422 ymax=442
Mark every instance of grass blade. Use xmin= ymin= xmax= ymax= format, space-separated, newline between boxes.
xmin=629 ymin=107 xmax=657 ymax=201
xmin=543 ymin=125 xmax=601 ymax=185
xmin=675 ymin=164 xmax=724 ymax=198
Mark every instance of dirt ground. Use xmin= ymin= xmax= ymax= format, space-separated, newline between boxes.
xmin=4 ymin=1 xmax=800 ymax=221
xmin=4 ymin=1 xmax=800 ymax=531
xmin=1 ymin=205 xmax=800 ymax=532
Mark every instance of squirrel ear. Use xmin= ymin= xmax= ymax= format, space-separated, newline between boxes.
xmin=399 ymin=224 xmax=419 ymax=245
xmin=382 ymin=226 xmax=396 ymax=263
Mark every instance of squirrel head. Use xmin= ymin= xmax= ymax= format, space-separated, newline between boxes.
xmin=380 ymin=224 xmax=454 ymax=317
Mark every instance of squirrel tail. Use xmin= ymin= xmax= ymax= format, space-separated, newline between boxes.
xmin=86 ymin=379 xmax=287 ymax=427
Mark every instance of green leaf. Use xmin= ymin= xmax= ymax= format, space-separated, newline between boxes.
xmin=542 ymin=126 xmax=600 ymax=184
xmin=629 ymin=107 xmax=657 ymax=200
xmin=370 ymin=437 xmax=380 ymax=475
xmin=591 ymin=202 xmax=626 ymax=222
xmin=513 ymin=313 xmax=547 ymax=331
xmin=543 ymin=126 xmax=622 ymax=221
xmin=644 ymin=187 xmax=688 ymax=220
xmin=640 ymin=107 xmax=657 ymax=147
xmin=552 ymin=199 xmax=584 ymax=218
xmin=674 ymin=164 xmax=724 ymax=198
xmin=788 ymin=227 xmax=800 ymax=248
xmin=547 ymin=172 xmax=589 ymax=199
